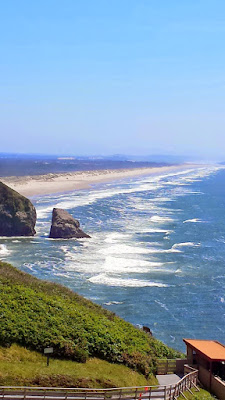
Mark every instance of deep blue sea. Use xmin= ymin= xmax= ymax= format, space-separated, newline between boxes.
xmin=1 ymin=165 xmax=225 ymax=352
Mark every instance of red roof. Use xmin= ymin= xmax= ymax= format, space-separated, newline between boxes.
xmin=183 ymin=339 xmax=225 ymax=362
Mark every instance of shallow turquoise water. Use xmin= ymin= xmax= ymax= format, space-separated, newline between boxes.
xmin=1 ymin=165 xmax=224 ymax=352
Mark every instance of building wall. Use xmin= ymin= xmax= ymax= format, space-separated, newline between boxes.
xmin=198 ymin=365 xmax=225 ymax=400
xmin=211 ymin=375 xmax=225 ymax=400
xmin=176 ymin=359 xmax=187 ymax=374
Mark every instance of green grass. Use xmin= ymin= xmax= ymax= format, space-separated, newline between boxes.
xmin=0 ymin=344 xmax=158 ymax=388
xmin=178 ymin=388 xmax=216 ymax=399
xmin=0 ymin=262 xmax=182 ymax=377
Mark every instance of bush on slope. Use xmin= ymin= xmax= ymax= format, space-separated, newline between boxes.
xmin=0 ymin=262 xmax=182 ymax=376
xmin=0 ymin=344 xmax=158 ymax=387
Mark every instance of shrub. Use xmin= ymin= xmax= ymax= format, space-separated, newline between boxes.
xmin=0 ymin=262 xmax=182 ymax=375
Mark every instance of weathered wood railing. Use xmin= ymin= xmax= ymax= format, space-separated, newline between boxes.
xmin=0 ymin=368 xmax=199 ymax=400
xmin=174 ymin=368 xmax=198 ymax=399
xmin=156 ymin=359 xmax=187 ymax=375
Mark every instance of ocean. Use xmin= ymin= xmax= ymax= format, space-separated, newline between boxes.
xmin=0 ymin=165 xmax=225 ymax=352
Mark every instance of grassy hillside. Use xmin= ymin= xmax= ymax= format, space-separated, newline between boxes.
xmin=178 ymin=389 xmax=216 ymax=399
xmin=0 ymin=344 xmax=158 ymax=387
xmin=0 ymin=261 xmax=182 ymax=378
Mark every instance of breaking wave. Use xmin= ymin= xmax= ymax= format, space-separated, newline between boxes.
xmin=88 ymin=274 xmax=169 ymax=287
xmin=183 ymin=218 xmax=205 ymax=223
xmin=0 ymin=244 xmax=11 ymax=257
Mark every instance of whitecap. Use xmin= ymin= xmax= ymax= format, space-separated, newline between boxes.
xmin=0 ymin=244 xmax=10 ymax=257
xmin=98 ymin=244 xmax=162 ymax=255
xmin=139 ymin=228 xmax=174 ymax=234
xmin=172 ymin=242 xmax=201 ymax=249
xmin=104 ymin=232 xmax=132 ymax=243
xmin=145 ymin=247 xmax=181 ymax=254
xmin=64 ymin=255 xmax=163 ymax=274
xmin=36 ymin=165 xmax=222 ymax=219
xmin=150 ymin=215 xmax=174 ymax=223
xmin=183 ymin=218 xmax=205 ymax=223
xmin=155 ymin=300 xmax=169 ymax=311
xmin=88 ymin=274 xmax=169 ymax=287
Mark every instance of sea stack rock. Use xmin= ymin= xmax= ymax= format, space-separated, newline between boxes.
xmin=49 ymin=208 xmax=90 ymax=239
xmin=0 ymin=182 xmax=36 ymax=236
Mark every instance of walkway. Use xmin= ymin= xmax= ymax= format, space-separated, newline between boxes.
xmin=0 ymin=370 xmax=198 ymax=400
xmin=157 ymin=374 xmax=182 ymax=386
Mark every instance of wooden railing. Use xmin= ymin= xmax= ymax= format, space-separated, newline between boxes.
xmin=157 ymin=359 xmax=176 ymax=375
xmin=0 ymin=368 xmax=198 ymax=400
xmin=173 ymin=368 xmax=198 ymax=399
xmin=156 ymin=359 xmax=187 ymax=375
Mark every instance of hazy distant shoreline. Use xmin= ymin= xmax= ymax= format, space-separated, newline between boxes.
xmin=1 ymin=164 xmax=199 ymax=197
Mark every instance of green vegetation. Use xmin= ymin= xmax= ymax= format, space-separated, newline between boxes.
xmin=0 ymin=261 xmax=182 ymax=380
xmin=0 ymin=181 xmax=31 ymax=214
xmin=0 ymin=181 xmax=36 ymax=236
xmin=178 ymin=388 xmax=216 ymax=399
xmin=0 ymin=344 xmax=158 ymax=387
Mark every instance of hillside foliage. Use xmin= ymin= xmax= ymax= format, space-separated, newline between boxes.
xmin=0 ymin=262 xmax=182 ymax=376
xmin=0 ymin=344 xmax=158 ymax=387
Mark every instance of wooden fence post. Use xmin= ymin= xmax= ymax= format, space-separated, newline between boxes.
xmin=169 ymin=385 xmax=172 ymax=400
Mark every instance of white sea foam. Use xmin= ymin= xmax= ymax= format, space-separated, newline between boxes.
xmin=37 ymin=165 xmax=222 ymax=219
xmin=150 ymin=197 xmax=174 ymax=203
xmin=172 ymin=242 xmax=201 ymax=249
xmin=64 ymin=253 xmax=164 ymax=274
xmin=155 ymin=300 xmax=169 ymax=311
xmin=139 ymin=228 xmax=174 ymax=233
xmin=0 ymin=244 xmax=10 ymax=256
xmin=88 ymin=274 xmax=169 ymax=287
xmin=36 ymin=182 xmax=162 ymax=218
xmin=104 ymin=301 xmax=124 ymax=305
xmin=144 ymin=247 xmax=181 ymax=254
xmin=183 ymin=218 xmax=204 ymax=223
xmin=99 ymin=256 xmax=152 ymax=273
xmin=150 ymin=215 xmax=174 ymax=223
xmin=104 ymin=232 xmax=132 ymax=243
xmin=98 ymin=244 xmax=162 ymax=255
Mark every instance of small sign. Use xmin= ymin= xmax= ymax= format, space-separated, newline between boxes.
xmin=44 ymin=347 xmax=53 ymax=354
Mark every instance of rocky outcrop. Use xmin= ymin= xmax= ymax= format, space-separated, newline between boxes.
xmin=142 ymin=326 xmax=152 ymax=336
xmin=49 ymin=208 xmax=90 ymax=239
xmin=0 ymin=182 xmax=36 ymax=236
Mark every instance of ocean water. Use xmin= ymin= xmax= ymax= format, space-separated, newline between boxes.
xmin=1 ymin=165 xmax=225 ymax=352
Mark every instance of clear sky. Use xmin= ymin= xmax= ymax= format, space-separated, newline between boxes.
xmin=1 ymin=1 xmax=225 ymax=158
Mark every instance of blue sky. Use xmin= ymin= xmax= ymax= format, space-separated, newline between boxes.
xmin=1 ymin=1 xmax=225 ymax=158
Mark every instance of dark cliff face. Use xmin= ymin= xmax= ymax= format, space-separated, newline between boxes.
xmin=0 ymin=182 xmax=36 ymax=236
xmin=49 ymin=208 xmax=90 ymax=239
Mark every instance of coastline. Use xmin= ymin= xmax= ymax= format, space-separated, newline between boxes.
xmin=1 ymin=164 xmax=200 ymax=197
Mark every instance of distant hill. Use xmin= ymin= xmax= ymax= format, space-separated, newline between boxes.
xmin=0 ymin=261 xmax=182 ymax=376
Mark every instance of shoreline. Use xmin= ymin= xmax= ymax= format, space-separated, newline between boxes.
xmin=1 ymin=164 xmax=200 ymax=197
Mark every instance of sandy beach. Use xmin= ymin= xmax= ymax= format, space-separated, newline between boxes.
xmin=1 ymin=164 xmax=198 ymax=198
